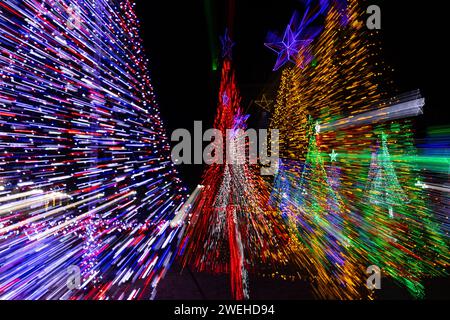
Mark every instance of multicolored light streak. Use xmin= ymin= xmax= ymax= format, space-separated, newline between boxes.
xmin=0 ymin=0 xmax=186 ymax=299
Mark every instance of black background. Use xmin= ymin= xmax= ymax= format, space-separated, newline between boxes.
xmin=135 ymin=0 xmax=449 ymax=189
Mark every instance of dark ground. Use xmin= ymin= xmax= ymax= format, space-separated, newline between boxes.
xmin=155 ymin=263 xmax=450 ymax=300
xmin=156 ymin=263 xmax=313 ymax=300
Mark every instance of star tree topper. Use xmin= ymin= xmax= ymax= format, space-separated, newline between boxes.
xmin=255 ymin=94 xmax=274 ymax=112
xmin=329 ymin=149 xmax=338 ymax=162
xmin=220 ymin=29 xmax=235 ymax=60
xmin=265 ymin=10 xmax=322 ymax=71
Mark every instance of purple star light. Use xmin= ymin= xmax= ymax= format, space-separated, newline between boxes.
xmin=220 ymin=29 xmax=235 ymax=60
xmin=265 ymin=11 xmax=322 ymax=71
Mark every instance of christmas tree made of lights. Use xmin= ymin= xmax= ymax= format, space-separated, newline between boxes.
xmin=271 ymin=119 xmax=363 ymax=299
xmin=179 ymin=32 xmax=292 ymax=300
xmin=0 ymin=0 xmax=186 ymax=300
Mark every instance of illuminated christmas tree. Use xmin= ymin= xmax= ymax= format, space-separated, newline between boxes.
xmin=179 ymin=32 xmax=292 ymax=300
xmin=270 ymin=0 xmax=389 ymax=160
xmin=0 ymin=0 xmax=186 ymax=300
xmin=360 ymin=130 xmax=448 ymax=298
xmin=271 ymin=68 xmax=309 ymax=161
xmin=295 ymin=120 xmax=362 ymax=298
xmin=366 ymin=133 xmax=409 ymax=219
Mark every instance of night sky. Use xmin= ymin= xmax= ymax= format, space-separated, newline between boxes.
xmin=135 ymin=0 xmax=449 ymax=188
